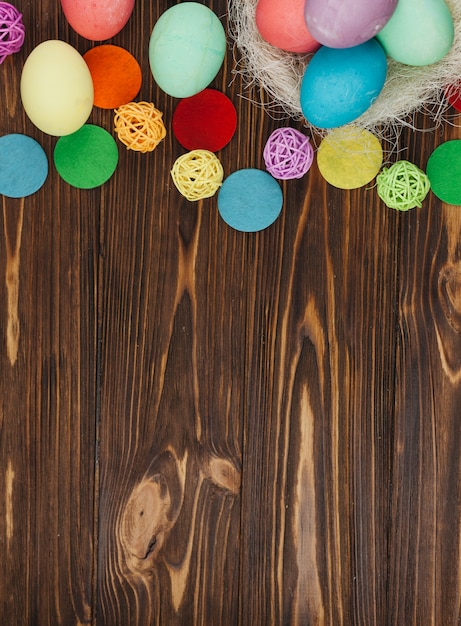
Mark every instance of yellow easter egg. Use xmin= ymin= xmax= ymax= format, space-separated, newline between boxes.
xmin=20 ymin=40 xmax=94 ymax=136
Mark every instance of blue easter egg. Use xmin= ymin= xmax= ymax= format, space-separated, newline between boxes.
xmin=300 ymin=40 xmax=387 ymax=128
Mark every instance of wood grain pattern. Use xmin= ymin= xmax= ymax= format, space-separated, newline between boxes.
xmin=1 ymin=1 xmax=461 ymax=624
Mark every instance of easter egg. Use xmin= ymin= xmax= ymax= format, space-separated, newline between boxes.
xmin=304 ymin=0 xmax=398 ymax=48
xmin=20 ymin=40 xmax=94 ymax=136
xmin=149 ymin=3 xmax=226 ymax=98
xmin=376 ymin=0 xmax=454 ymax=66
xmin=300 ymin=40 xmax=387 ymax=128
xmin=60 ymin=0 xmax=135 ymax=41
xmin=256 ymin=0 xmax=319 ymax=53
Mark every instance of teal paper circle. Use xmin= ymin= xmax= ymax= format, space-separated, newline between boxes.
xmin=0 ymin=134 xmax=48 ymax=198
xmin=218 ymin=169 xmax=283 ymax=232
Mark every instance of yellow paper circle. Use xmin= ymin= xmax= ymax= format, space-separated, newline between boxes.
xmin=317 ymin=127 xmax=383 ymax=190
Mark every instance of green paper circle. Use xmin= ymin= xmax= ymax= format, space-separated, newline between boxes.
xmin=426 ymin=140 xmax=461 ymax=205
xmin=54 ymin=124 xmax=118 ymax=189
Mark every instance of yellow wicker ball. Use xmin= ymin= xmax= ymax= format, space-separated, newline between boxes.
xmin=170 ymin=150 xmax=224 ymax=201
xmin=114 ymin=101 xmax=166 ymax=152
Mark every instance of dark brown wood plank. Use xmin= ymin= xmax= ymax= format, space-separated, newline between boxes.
xmin=96 ymin=23 xmax=247 ymax=625
xmin=236 ymin=157 xmax=401 ymax=624
xmin=0 ymin=3 xmax=99 ymax=624
xmin=0 ymin=171 xmax=99 ymax=624
xmin=388 ymin=127 xmax=461 ymax=624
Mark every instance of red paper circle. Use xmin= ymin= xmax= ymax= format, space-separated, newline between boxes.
xmin=446 ymin=84 xmax=461 ymax=112
xmin=172 ymin=89 xmax=237 ymax=152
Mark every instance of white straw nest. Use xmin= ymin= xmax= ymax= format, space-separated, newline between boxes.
xmin=227 ymin=0 xmax=461 ymax=140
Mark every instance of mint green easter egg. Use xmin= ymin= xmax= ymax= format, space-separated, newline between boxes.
xmin=149 ymin=3 xmax=226 ymax=98
xmin=376 ymin=0 xmax=454 ymax=66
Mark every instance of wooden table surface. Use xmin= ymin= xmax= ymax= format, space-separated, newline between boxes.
xmin=1 ymin=1 xmax=461 ymax=624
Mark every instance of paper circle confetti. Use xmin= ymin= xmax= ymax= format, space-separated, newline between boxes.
xmin=83 ymin=45 xmax=142 ymax=109
xmin=114 ymin=101 xmax=166 ymax=152
xmin=263 ymin=127 xmax=314 ymax=180
xmin=171 ymin=149 xmax=223 ymax=201
xmin=0 ymin=2 xmax=25 ymax=64
xmin=317 ymin=127 xmax=383 ymax=190
xmin=54 ymin=124 xmax=118 ymax=189
xmin=0 ymin=134 xmax=48 ymax=198
xmin=377 ymin=160 xmax=430 ymax=211
xmin=218 ymin=168 xmax=283 ymax=232
xmin=445 ymin=84 xmax=461 ymax=112
xmin=172 ymin=89 xmax=237 ymax=152
xmin=426 ymin=140 xmax=461 ymax=205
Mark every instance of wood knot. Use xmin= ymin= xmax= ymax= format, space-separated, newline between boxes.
xmin=120 ymin=476 xmax=173 ymax=572
xmin=204 ymin=456 xmax=241 ymax=494
xmin=119 ymin=449 xmax=188 ymax=574
xmin=439 ymin=263 xmax=461 ymax=333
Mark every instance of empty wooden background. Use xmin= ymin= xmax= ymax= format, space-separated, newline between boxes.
xmin=1 ymin=1 xmax=461 ymax=624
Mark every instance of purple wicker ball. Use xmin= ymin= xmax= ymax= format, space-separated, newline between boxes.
xmin=263 ymin=127 xmax=314 ymax=180
xmin=0 ymin=2 xmax=25 ymax=64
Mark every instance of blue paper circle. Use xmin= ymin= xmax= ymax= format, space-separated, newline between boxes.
xmin=218 ymin=168 xmax=283 ymax=232
xmin=0 ymin=134 xmax=48 ymax=198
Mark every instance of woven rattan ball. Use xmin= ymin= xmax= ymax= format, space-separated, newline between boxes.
xmin=114 ymin=101 xmax=166 ymax=152
xmin=0 ymin=2 xmax=25 ymax=64
xmin=263 ymin=127 xmax=314 ymax=179
xmin=171 ymin=149 xmax=223 ymax=201
xmin=376 ymin=160 xmax=430 ymax=211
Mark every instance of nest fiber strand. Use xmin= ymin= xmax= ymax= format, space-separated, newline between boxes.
xmin=227 ymin=0 xmax=461 ymax=135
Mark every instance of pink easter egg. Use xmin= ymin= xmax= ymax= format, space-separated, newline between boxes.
xmin=256 ymin=0 xmax=320 ymax=54
xmin=60 ymin=0 xmax=135 ymax=41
